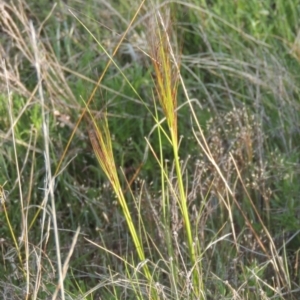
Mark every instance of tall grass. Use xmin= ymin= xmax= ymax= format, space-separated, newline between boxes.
xmin=0 ymin=0 xmax=300 ymax=299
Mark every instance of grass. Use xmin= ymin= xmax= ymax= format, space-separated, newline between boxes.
xmin=0 ymin=0 xmax=300 ymax=299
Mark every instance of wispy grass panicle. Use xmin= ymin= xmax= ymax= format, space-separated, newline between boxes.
xmin=149 ymin=11 xmax=179 ymax=147
xmin=88 ymin=119 xmax=116 ymax=186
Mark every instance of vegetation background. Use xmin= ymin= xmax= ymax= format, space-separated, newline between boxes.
xmin=0 ymin=0 xmax=299 ymax=299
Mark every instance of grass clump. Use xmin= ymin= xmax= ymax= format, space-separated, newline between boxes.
xmin=0 ymin=0 xmax=300 ymax=299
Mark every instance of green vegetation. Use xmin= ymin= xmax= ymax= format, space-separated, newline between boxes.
xmin=0 ymin=0 xmax=299 ymax=299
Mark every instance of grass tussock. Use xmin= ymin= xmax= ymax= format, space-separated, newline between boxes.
xmin=0 ymin=0 xmax=300 ymax=299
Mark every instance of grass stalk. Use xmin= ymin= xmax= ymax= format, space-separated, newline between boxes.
xmin=149 ymin=9 xmax=204 ymax=297
xmin=30 ymin=21 xmax=65 ymax=300
xmin=84 ymin=103 xmax=155 ymax=297
xmin=153 ymin=100 xmax=180 ymax=295
xmin=2 ymin=59 xmax=28 ymax=290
